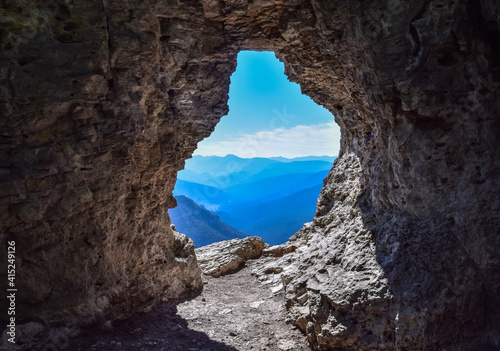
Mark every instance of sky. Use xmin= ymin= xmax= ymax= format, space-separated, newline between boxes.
xmin=193 ymin=51 xmax=341 ymax=158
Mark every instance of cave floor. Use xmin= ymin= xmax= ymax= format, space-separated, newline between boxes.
xmin=69 ymin=259 xmax=311 ymax=351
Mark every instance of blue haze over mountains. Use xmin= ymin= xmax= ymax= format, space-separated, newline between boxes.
xmin=169 ymin=155 xmax=336 ymax=247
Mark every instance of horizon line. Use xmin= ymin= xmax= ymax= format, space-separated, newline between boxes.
xmin=191 ymin=153 xmax=338 ymax=159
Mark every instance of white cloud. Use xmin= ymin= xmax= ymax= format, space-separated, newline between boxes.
xmin=194 ymin=122 xmax=341 ymax=158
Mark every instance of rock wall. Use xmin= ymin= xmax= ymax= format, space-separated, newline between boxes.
xmin=1 ymin=0 xmax=499 ymax=349
xmin=0 ymin=0 xmax=222 ymax=325
xmin=277 ymin=1 xmax=500 ymax=349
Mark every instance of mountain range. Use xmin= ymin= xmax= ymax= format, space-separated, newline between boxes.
xmin=169 ymin=195 xmax=246 ymax=247
xmin=169 ymin=154 xmax=336 ymax=246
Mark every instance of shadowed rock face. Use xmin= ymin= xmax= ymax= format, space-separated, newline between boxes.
xmin=1 ymin=0 xmax=499 ymax=349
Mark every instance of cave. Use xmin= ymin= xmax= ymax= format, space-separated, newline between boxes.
xmin=1 ymin=0 xmax=499 ymax=350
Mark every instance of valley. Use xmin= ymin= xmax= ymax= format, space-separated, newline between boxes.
xmin=170 ymin=155 xmax=336 ymax=246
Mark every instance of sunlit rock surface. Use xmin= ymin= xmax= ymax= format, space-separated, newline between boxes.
xmin=1 ymin=0 xmax=499 ymax=349
xmin=196 ymin=236 xmax=265 ymax=277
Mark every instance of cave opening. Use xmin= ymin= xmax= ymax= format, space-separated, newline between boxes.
xmin=169 ymin=50 xmax=340 ymax=247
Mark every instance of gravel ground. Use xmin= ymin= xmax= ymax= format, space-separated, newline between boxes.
xmin=68 ymin=259 xmax=311 ymax=351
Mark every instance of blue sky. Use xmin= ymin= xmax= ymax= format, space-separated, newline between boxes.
xmin=194 ymin=51 xmax=341 ymax=158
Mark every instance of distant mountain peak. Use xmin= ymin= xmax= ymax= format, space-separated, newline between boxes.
xmin=192 ymin=154 xmax=336 ymax=162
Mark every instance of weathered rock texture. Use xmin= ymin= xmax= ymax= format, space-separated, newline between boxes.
xmin=196 ymin=236 xmax=264 ymax=277
xmin=1 ymin=0 xmax=499 ymax=350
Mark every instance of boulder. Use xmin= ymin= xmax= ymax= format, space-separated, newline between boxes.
xmin=196 ymin=237 xmax=265 ymax=277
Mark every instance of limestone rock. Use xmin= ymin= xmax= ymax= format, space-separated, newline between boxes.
xmin=196 ymin=237 xmax=265 ymax=277
xmin=281 ymin=153 xmax=395 ymax=349
xmin=262 ymin=243 xmax=297 ymax=258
